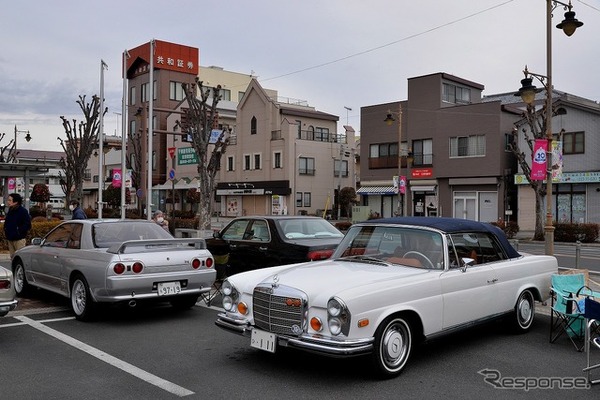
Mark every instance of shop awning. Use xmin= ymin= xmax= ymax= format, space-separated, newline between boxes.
xmin=356 ymin=186 xmax=397 ymax=194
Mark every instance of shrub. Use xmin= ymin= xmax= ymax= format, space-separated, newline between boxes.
xmin=490 ymin=220 xmax=520 ymax=239
xmin=334 ymin=221 xmax=352 ymax=232
xmin=554 ymin=222 xmax=599 ymax=243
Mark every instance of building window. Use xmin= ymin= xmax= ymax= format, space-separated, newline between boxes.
xmin=84 ymin=169 xmax=91 ymax=180
xmin=296 ymin=192 xmax=302 ymax=207
xmin=562 ymin=131 xmax=584 ymax=154
xmin=442 ymin=83 xmax=471 ymax=104
xmin=152 ymin=151 xmax=156 ymax=170
xmin=141 ymin=81 xmax=157 ymax=102
xmin=504 ymin=133 xmax=513 ymax=151
xmin=238 ymin=91 xmax=245 ymax=101
xmin=130 ymin=86 xmax=136 ymax=106
xmin=299 ymin=157 xmax=315 ymax=175
xmin=368 ymin=142 xmax=398 ymax=169
xmin=334 ymin=160 xmax=349 ymax=177
xmin=412 ymin=139 xmax=433 ymax=165
xmin=93 ymin=175 xmax=99 ymax=183
xmin=556 ymin=184 xmax=585 ymax=223
xmin=273 ymin=152 xmax=282 ymax=169
xmin=244 ymin=154 xmax=251 ymax=170
xmin=296 ymin=120 xmax=302 ymax=139
xmin=169 ymin=81 xmax=185 ymax=101
xmin=227 ymin=156 xmax=235 ymax=171
xmin=251 ymin=116 xmax=257 ymax=135
xmin=307 ymin=126 xmax=315 ymax=140
xmin=315 ymin=127 xmax=330 ymax=142
xmin=254 ymin=153 xmax=261 ymax=170
xmin=303 ymin=192 xmax=312 ymax=207
xmin=450 ymin=135 xmax=485 ymax=157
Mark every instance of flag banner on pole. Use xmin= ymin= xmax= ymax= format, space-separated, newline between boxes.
xmin=112 ymin=168 xmax=122 ymax=188
xmin=399 ymin=176 xmax=407 ymax=194
xmin=531 ymin=139 xmax=547 ymax=181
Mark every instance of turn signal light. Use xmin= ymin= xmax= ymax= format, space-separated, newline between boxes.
xmin=310 ymin=317 xmax=323 ymax=332
xmin=237 ymin=302 xmax=248 ymax=315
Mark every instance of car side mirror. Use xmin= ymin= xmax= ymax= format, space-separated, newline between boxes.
xmin=32 ymin=238 xmax=43 ymax=246
xmin=460 ymin=257 xmax=476 ymax=272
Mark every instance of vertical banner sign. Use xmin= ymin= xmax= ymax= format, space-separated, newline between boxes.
xmin=399 ymin=176 xmax=407 ymax=195
xmin=112 ymin=169 xmax=122 ymax=188
xmin=531 ymin=139 xmax=548 ymax=181
xmin=552 ymin=140 xmax=563 ymax=182
xmin=8 ymin=177 xmax=16 ymax=191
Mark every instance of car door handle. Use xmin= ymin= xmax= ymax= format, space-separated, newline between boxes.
xmin=487 ymin=278 xmax=498 ymax=284
xmin=259 ymin=247 xmax=268 ymax=251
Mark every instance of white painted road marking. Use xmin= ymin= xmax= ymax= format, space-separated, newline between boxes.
xmin=14 ymin=316 xmax=195 ymax=397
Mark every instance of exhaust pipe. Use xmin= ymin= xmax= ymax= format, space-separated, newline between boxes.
xmin=128 ymin=300 xmax=137 ymax=308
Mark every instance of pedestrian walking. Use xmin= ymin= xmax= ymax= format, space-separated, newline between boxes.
xmin=69 ymin=199 xmax=87 ymax=220
xmin=3 ymin=193 xmax=32 ymax=259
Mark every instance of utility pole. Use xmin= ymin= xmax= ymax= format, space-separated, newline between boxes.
xmin=337 ymin=144 xmax=344 ymax=220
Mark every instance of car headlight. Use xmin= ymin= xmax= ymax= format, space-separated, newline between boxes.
xmin=327 ymin=297 xmax=351 ymax=336
xmin=221 ymin=280 xmax=239 ymax=312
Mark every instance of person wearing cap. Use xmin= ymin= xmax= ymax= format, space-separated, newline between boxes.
xmin=69 ymin=199 xmax=87 ymax=220
xmin=153 ymin=211 xmax=169 ymax=232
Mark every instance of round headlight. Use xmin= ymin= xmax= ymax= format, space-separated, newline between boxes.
xmin=327 ymin=298 xmax=342 ymax=317
xmin=329 ymin=317 xmax=342 ymax=336
xmin=222 ymin=280 xmax=233 ymax=296
xmin=222 ymin=296 xmax=234 ymax=311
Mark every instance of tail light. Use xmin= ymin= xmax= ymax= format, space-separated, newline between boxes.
xmin=132 ymin=262 xmax=143 ymax=273
xmin=0 ymin=279 xmax=11 ymax=289
xmin=113 ymin=263 xmax=126 ymax=274
xmin=191 ymin=258 xmax=201 ymax=269
xmin=307 ymin=249 xmax=334 ymax=261
xmin=205 ymin=258 xmax=214 ymax=269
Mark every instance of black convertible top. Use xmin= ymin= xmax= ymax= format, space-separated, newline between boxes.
xmin=364 ymin=217 xmax=520 ymax=259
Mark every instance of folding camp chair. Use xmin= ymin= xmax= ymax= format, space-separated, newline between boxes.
xmin=549 ymin=273 xmax=587 ymax=351
xmin=583 ymin=296 xmax=600 ymax=385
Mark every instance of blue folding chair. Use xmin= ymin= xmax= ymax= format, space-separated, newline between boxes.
xmin=549 ymin=273 xmax=587 ymax=351
xmin=583 ymin=297 xmax=600 ymax=385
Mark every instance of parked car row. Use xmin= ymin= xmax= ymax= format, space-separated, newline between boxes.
xmin=3 ymin=216 xmax=559 ymax=379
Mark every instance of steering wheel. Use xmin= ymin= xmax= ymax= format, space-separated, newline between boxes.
xmin=403 ymin=251 xmax=435 ymax=269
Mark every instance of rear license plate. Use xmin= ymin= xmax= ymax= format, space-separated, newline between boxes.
xmin=157 ymin=281 xmax=182 ymax=296
xmin=251 ymin=329 xmax=276 ymax=353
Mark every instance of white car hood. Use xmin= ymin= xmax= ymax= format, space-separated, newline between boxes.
xmin=241 ymin=258 xmax=433 ymax=305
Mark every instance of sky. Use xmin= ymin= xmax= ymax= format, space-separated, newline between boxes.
xmin=1 ymin=0 xmax=600 ymax=153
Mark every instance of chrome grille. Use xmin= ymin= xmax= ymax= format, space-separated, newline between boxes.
xmin=253 ymin=285 xmax=306 ymax=336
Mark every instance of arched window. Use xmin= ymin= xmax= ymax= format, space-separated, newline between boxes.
xmin=251 ymin=116 xmax=257 ymax=135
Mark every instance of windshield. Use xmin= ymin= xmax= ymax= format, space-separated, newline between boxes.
xmin=277 ymin=218 xmax=344 ymax=240
xmin=332 ymin=225 xmax=445 ymax=269
xmin=93 ymin=221 xmax=173 ymax=248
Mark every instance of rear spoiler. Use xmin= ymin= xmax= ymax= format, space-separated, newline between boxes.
xmin=108 ymin=238 xmax=207 ymax=254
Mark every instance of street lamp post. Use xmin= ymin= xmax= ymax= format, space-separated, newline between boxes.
xmin=514 ymin=0 xmax=582 ymax=256
xmin=384 ymin=104 xmax=406 ymax=216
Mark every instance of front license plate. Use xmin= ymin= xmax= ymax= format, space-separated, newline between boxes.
xmin=157 ymin=281 xmax=182 ymax=296
xmin=251 ymin=329 xmax=276 ymax=353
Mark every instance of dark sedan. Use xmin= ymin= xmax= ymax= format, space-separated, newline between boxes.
xmin=206 ymin=216 xmax=344 ymax=278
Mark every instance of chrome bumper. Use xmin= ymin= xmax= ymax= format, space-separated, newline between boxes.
xmin=215 ymin=312 xmax=374 ymax=357
xmin=0 ymin=299 xmax=18 ymax=317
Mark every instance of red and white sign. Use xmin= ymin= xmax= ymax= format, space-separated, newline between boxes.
xmin=168 ymin=147 xmax=176 ymax=159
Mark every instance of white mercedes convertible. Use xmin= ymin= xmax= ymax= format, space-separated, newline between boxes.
xmin=215 ymin=217 xmax=557 ymax=378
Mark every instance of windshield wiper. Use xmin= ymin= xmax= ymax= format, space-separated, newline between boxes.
xmin=338 ymin=255 xmax=391 ymax=266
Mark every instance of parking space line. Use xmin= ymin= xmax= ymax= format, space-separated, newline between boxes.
xmin=15 ymin=316 xmax=195 ymax=397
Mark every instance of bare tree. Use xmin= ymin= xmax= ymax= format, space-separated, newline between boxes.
xmin=0 ymin=132 xmax=12 ymax=163
xmin=509 ymin=100 xmax=564 ymax=240
xmin=58 ymin=95 xmax=107 ymax=203
xmin=178 ymin=78 xmax=229 ymax=231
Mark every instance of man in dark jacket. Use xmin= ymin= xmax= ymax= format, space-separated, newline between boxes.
xmin=3 ymin=193 xmax=32 ymax=258
xmin=69 ymin=199 xmax=87 ymax=220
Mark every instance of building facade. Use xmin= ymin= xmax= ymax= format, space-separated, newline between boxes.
xmin=360 ymin=73 xmax=519 ymax=222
